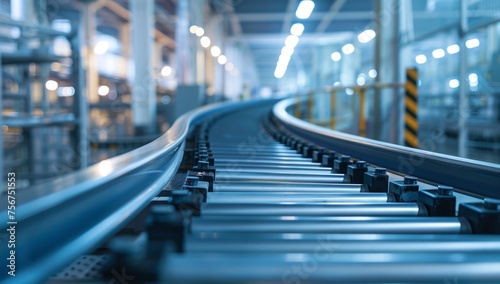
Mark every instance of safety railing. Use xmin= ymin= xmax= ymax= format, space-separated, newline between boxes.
xmin=275 ymin=97 xmax=500 ymax=200
xmin=294 ymin=68 xmax=418 ymax=147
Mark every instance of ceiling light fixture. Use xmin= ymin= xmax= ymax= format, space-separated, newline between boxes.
xmin=285 ymin=35 xmax=299 ymax=48
xmin=330 ymin=51 xmax=341 ymax=62
xmin=200 ymin=36 xmax=211 ymax=48
xmin=296 ymin=0 xmax=315 ymax=19
xmin=210 ymin=46 xmax=221 ymax=57
xmin=432 ymin=48 xmax=445 ymax=59
xmin=357 ymin=29 xmax=376 ymax=43
xmin=342 ymin=43 xmax=355 ymax=55
xmin=447 ymin=44 xmax=460 ymax=54
xmin=465 ymin=38 xmax=480 ymax=48
xmin=290 ymin=23 xmax=305 ymax=36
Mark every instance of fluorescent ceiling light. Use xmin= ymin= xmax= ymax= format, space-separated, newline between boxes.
xmin=468 ymin=73 xmax=478 ymax=87
xmin=195 ymin=27 xmax=204 ymax=37
xmin=415 ymin=54 xmax=427 ymax=64
xmin=281 ymin=46 xmax=294 ymax=57
xmin=58 ymin=86 xmax=75 ymax=97
xmin=94 ymin=41 xmax=109 ymax=55
xmin=274 ymin=63 xmax=287 ymax=78
xmin=45 ymin=80 xmax=58 ymax=91
xmin=285 ymin=35 xmax=299 ymax=48
xmin=200 ymin=36 xmax=211 ymax=48
xmin=98 ymin=85 xmax=110 ymax=96
xmin=449 ymin=79 xmax=460 ymax=88
xmin=465 ymin=38 xmax=480 ymax=48
xmin=296 ymin=0 xmax=315 ymax=19
xmin=279 ymin=53 xmax=291 ymax=63
xmin=290 ymin=23 xmax=305 ymax=36
xmin=357 ymin=76 xmax=366 ymax=86
xmin=189 ymin=25 xmax=198 ymax=34
xmin=342 ymin=43 xmax=355 ymax=55
xmin=432 ymin=48 xmax=445 ymax=59
xmin=330 ymin=51 xmax=341 ymax=62
xmin=447 ymin=44 xmax=460 ymax=54
xmin=217 ymin=55 xmax=227 ymax=65
xmin=225 ymin=62 xmax=234 ymax=71
xmin=161 ymin=66 xmax=172 ymax=77
xmin=357 ymin=29 xmax=376 ymax=43
xmin=210 ymin=46 xmax=221 ymax=57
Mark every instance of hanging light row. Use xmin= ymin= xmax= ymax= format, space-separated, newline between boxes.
xmin=330 ymin=29 xmax=376 ymax=63
xmin=190 ymin=25 xmax=239 ymax=76
xmin=274 ymin=0 xmax=315 ymax=79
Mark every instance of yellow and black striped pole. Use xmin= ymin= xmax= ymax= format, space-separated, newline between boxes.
xmin=294 ymin=94 xmax=301 ymax=118
xmin=329 ymin=90 xmax=336 ymax=129
xmin=359 ymin=88 xmax=366 ymax=137
xmin=308 ymin=91 xmax=314 ymax=123
xmin=404 ymin=68 xmax=419 ymax=148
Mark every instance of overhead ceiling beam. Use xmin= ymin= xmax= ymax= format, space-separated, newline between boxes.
xmin=236 ymin=11 xmax=373 ymax=22
xmin=316 ymin=0 xmax=347 ymax=32
xmin=102 ymin=0 xmax=175 ymax=49
xmin=281 ymin=0 xmax=297 ymax=33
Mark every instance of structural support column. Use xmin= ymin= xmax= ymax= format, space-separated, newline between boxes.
xmin=70 ymin=12 xmax=90 ymax=169
xmin=176 ymin=0 xmax=193 ymax=84
xmin=174 ymin=0 xmax=205 ymax=118
xmin=374 ymin=0 xmax=400 ymax=143
xmin=458 ymin=0 xmax=469 ymax=157
xmin=131 ymin=0 xmax=156 ymax=135
xmin=81 ymin=2 xmax=99 ymax=104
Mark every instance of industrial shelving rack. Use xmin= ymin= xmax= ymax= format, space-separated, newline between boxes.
xmin=1 ymin=18 xmax=87 ymax=189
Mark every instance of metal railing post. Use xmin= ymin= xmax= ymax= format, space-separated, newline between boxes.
xmin=359 ymin=88 xmax=366 ymax=137
xmin=404 ymin=68 xmax=419 ymax=148
xmin=330 ymin=90 xmax=336 ymax=129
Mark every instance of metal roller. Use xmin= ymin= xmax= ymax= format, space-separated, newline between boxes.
xmin=185 ymin=236 xmax=500 ymax=253
xmin=198 ymin=203 xmax=424 ymax=216
xmin=212 ymin=152 xmax=304 ymax=158
xmin=190 ymin=232 xmax=500 ymax=242
xmin=207 ymin=192 xmax=385 ymax=203
xmin=160 ymin=253 xmax=500 ymax=283
xmin=210 ymin=147 xmax=295 ymax=154
xmin=190 ymin=217 xmax=471 ymax=234
xmin=214 ymin=159 xmax=322 ymax=167
xmin=217 ymin=168 xmax=334 ymax=175
xmin=213 ymin=182 xmax=362 ymax=192
xmin=213 ymin=156 xmax=311 ymax=162
xmin=214 ymin=164 xmax=333 ymax=171
xmin=215 ymin=172 xmax=344 ymax=183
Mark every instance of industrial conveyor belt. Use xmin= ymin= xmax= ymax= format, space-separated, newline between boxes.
xmin=2 ymin=98 xmax=500 ymax=283
xmin=158 ymin=102 xmax=500 ymax=283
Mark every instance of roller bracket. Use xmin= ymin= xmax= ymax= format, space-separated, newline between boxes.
xmin=346 ymin=160 xmax=368 ymax=184
xmin=363 ymin=168 xmax=389 ymax=192
xmin=321 ymin=151 xmax=337 ymax=167
xmin=301 ymin=143 xmax=314 ymax=158
xmin=418 ymin=185 xmax=456 ymax=216
xmin=312 ymin=148 xmax=325 ymax=163
xmin=459 ymin=198 xmax=500 ymax=234
xmin=333 ymin=155 xmax=351 ymax=174
xmin=184 ymin=176 xmax=209 ymax=202
xmin=147 ymin=205 xmax=188 ymax=253
xmin=389 ymin=176 xmax=419 ymax=202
